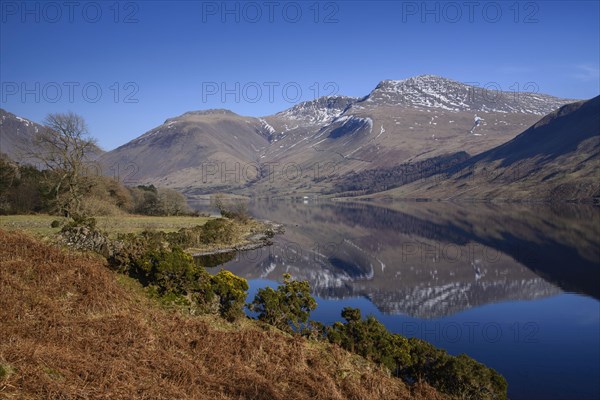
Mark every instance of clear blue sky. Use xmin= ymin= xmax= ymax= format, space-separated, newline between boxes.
xmin=1 ymin=0 xmax=598 ymax=150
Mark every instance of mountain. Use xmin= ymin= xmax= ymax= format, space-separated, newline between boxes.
xmin=0 ymin=109 xmax=105 ymax=165
xmin=98 ymin=75 xmax=577 ymax=198
xmin=264 ymin=95 xmax=357 ymax=137
xmin=99 ymin=109 xmax=270 ymax=194
xmin=370 ymin=95 xmax=600 ymax=202
xmin=251 ymin=75 xmax=575 ymax=197
xmin=357 ymin=75 xmax=568 ymax=114
xmin=0 ymin=108 xmax=44 ymax=162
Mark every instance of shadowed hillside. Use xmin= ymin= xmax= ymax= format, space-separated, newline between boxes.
xmin=373 ymin=96 xmax=600 ymax=202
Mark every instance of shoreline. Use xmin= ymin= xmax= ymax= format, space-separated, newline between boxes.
xmin=188 ymin=220 xmax=284 ymax=257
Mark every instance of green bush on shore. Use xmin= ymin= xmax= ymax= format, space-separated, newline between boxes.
xmin=327 ymin=308 xmax=507 ymax=400
xmin=108 ymin=226 xmax=245 ymax=320
xmin=249 ymin=273 xmax=317 ymax=333
xmin=210 ymin=270 xmax=249 ymax=321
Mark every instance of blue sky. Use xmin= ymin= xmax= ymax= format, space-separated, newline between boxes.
xmin=1 ymin=0 xmax=599 ymax=150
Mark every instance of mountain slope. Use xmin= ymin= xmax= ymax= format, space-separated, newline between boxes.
xmin=1 ymin=109 xmax=105 ymax=165
xmin=371 ymin=96 xmax=600 ymax=202
xmin=0 ymin=108 xmax=44 ymax=162
xmin=99 ymin=110 xmax=270 ymax=194
xmin=248 ymin=75 xmax=575 ymax=197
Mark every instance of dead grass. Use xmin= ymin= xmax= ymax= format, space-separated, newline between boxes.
xmin=0 ymin=230 xmax=446 ymax=400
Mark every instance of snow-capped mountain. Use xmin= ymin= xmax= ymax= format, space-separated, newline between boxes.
xmin=274 ymin=95 xmax=357 ymax=126
xmin=92 ymin=74 xmax=582 ymax=198
xmin=354 ymin=75 xmax=573 ymax=115
xmin=259 ymin=95 xmax=358 ymax=143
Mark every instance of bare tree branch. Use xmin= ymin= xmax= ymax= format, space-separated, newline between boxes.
xmin=27 ymin=112 xmax=100 ymax=218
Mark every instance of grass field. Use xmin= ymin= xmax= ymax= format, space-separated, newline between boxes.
xmin=0 ymin=214 xmax=212 ymax=237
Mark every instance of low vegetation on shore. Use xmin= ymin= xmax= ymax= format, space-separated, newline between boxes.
xmin=0 ymin=207 xmax=507 ymax=399
xmin=1 ymin=229 xmax=448 ymax=400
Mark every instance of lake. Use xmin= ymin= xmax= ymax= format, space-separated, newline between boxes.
xmin=193 ymin=200 xmax=600 ymax=400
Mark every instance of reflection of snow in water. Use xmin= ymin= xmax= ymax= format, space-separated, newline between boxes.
xmin=472 ymin=259 xmax=483 ymax=281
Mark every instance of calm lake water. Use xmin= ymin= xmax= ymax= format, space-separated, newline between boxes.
xmin=193 ymin=200 xmax=600 ymax=400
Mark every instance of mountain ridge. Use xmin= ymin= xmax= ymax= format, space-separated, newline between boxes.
xmin=368 ymin=95 xmax=600 ymax=202
xmin=3 ymin=75 xmax=591 ymax=201
xmin=97 ymin=75 xmax=590 ymax=199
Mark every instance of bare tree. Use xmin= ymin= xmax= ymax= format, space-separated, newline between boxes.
xmin=30 ymin=112 xmax=100 ymax=218
xmin=157 ymin=187 xmax=190 ymax=216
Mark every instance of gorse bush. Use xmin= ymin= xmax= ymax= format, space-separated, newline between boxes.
xmin=327 ymin=308 xmax=411 ymax=373
xmin=132 ymin=247 xmax=206 ymax=297
xmin=109 ymin=219 xmax=236 ymax=265
xmin=403 ymin=338 xmax=507 ymax=400
xmin=249 ymin=273 xmax=317 ymax=333
xmin=326 ymin=308 xmax=507 ymax=400
xmin=108 ymin=228 xmax=247 ymax=320
xmin=198 ymin=219 xmax=235 ymax=244
xmin=154 ymin=219 xmax=235 ymax=249
xmin=210 ymin=270 xmax=249 ymax=321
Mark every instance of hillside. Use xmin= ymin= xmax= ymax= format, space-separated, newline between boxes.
xmin=98 ymin=110 xmax=271 ymax=194
xmin=0 ymin=229 xmax=445 ymax=400
xmin=370 ymin=96 xmax=600 ymax=202
xmin=97 ymin=75 xmax=575 ymax=198
xmin=0 ymin=109 xmax=105 ymax=165
xmin=0 ymin=109 xmax=44 ymax=162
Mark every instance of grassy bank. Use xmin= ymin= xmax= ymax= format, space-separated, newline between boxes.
xmin=0 ymin=213 xmax=282 ymax=260
xmin=0 ymin=214 xmax=213 ymax=237
xmin=0 ymin=230 xmax=445 ymax=400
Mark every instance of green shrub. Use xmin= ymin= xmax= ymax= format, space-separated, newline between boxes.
xmin=404 ymin=338 xmax=507 ymax=399
xmin=327 ymin=308 xmax=411 ymax=373
xmin=326 ymin=308 xmax=507 ymax=400
xmin=249 ymin=273 xmax=317 ymax=333
xmin=210 ymin=269 xmax=249 ymax=321
xmin=200 ymin=218 xmax=235 ymax=244
xmin=131 ymin=247 xmax=208 ymax=298
xmin=108 ymin=233 xmax=153 ymax=273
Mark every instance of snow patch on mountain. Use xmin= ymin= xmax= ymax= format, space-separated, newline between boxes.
xmin=357 ymin=75 xmax=574 ymax=115
xmin=275 ymin=96 xmax=358 ymax=126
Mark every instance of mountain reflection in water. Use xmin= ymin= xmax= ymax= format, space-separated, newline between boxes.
xmin=194 ymin=200 xmax=599 ymax=319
